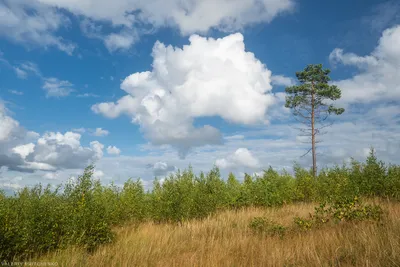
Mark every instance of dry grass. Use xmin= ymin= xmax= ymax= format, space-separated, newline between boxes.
xmin=38 ymin=200 xmax=400 ymax=267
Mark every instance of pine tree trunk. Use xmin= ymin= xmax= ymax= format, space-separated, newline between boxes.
xmin=311 ymin=83 xmax=316 ymax=178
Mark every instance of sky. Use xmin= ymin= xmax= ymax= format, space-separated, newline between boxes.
xmin=0 ymin=0 xmax=399 ymax=194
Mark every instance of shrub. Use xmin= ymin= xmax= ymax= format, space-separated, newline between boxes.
xmin=0 ymin=166 xmax=115 ymax=262
xmin=293 ymin=217 xmax=314 ymax=230
xmin=249 ymin=217 xmax=287 ymax=238
xmin=293 ymin=164 xmax=317 ymax=202
xmin=294 ymin=197 xmax=383 ymax=231
xmin=225 ymin=172 xmax=241 ymax=209
xmin=252 ymin=167 xmax=296 ymax=207
xmin=324 ymin=197 xmax=383 ymax=223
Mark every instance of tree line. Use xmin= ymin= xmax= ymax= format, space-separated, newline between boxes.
xmin=1 ymin=149 xmax=399 ymax=261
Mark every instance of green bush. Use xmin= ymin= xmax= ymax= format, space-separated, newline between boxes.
xmin=293 ymin=216 xmax=314 ymax=230
xmin=294 ymin=197 xmax=383 ymax=231
xmin=0 ymin=166 xmax=115 ymax=261
xmin=322 ymin=197 xmax=383 ymax=223
xmin=249 ymin=217 xmax=287 ymax=238
xmin=252 ymin=167 xmax=296 ymax=206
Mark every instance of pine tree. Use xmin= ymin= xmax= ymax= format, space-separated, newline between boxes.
xmin=285 ymin=64 xmax=344 ymax=177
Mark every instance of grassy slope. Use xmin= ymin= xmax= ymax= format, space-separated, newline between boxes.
xmin=38 ymin=200 xmax=400 ymax=267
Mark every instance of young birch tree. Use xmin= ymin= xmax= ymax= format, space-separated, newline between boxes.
xmin=285 ymin=64 xmax=345 ymax=177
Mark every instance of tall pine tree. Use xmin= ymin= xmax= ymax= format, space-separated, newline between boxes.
xmin=285 ymin=64 xmax=344 ymax=177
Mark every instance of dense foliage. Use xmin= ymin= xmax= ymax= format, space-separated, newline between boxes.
xmin=0 ymin=148 xmax=399 ymax=261
xmin=293 ymin=196 xmax=384 ymax=230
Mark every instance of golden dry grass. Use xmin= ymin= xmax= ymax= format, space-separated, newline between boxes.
xmin=39 ymin=200 xmax=400 ymax=267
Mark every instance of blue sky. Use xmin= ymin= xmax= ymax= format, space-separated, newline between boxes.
xmin=0 ymin=0 xmax=399 ymax=193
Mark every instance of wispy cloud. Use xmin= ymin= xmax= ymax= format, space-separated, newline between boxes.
xmin=42 ymin=78 xmax=74 ymax=98
xmin=77 ymin=93 xmax=99 ymax=98
xmin=0 ymin=1 xmax=75 ymax=54
xmin=2 ymin=55 xmax=75 ymax=98
xmin=8 ymin=90 xmax=23 ymax=95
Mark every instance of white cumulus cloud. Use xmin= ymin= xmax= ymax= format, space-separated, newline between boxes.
xmin=271 ymin=75 xmax=295 ymax=87
xmin=107 ymin=146 xmax=121 ymax=155
xmin=12 ymin=143 xmax=35 ymax=159
xmin=329 ymin=24 xmax=400 ymax=104
xmin=104 ymin=31 xmax=138 ymax=52
xmin=21 ymin=132 xmax=105 ymax=170
xmin=93 ymin=33 xmax=281 ymax=157
xmin=93 ymin=128 xmax=109 ymax=137
xmin=216 ymin=148 xmax=260 ymax=169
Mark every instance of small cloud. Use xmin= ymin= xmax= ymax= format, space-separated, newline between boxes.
xmin=271 ymin=75 xmax=295 ymax=87
xmin=0 ymin=182 xmax=23 ymax=190
xmin=14 ymin=67 xmax=28 ymax=79
xmin=110 ymin=76 xmax=114 ymax=81
xmin=9 ymin=90 xmax=23 ymax=95
xmin=107 ymin=146 xmax=121 ymax=155
xmin=224 ymin=135 xmax=245 ymax=140
xmin=92 ymin=128 xmax=109 ymax=137
xmin=12 ymin=143 xmax=35 ymax=159
xmin=42 ymin=78 xmax=74 ymax=98
xmin=44 ymin=172 xmax=60 ymax=180
xmin=72 ymin=128 xmax=86 ymax=133
xmin=14 ymin=62 xmax=42 ymax=79
xmin=26 ymin=131 xmax=40 ymax=140
xmin=147 ymin=162 xmax=176 ymax=177
xmin=104 ymin=31 xmax=137 ymax=52
xmin=93 ymin=170 xmax=105 ymax=179
xmin=216 ymin=148 xmax=260 ymax=169
xmin=24 ymin=162 xmax=57 ymax=171
xmin=19 ymin=62 xmax=41 ymax=77
xmin=77 ymin=93 xmax=99 ymax=98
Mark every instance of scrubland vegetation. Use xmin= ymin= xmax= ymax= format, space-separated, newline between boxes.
xmin=38 ymin=200 xmax=400 ymax=267
xmin=1 ymin=148 xmax=400 ymax=266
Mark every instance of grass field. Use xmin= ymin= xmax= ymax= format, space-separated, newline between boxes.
xmin=37 ymin=199 xmax=400 ymax=267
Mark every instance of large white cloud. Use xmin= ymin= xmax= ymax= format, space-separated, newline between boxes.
xmin=93 ymin=33 xmax=282 ymax=157
xmin=1 ymin=0 xmax=294 ymax=52
xmin=329 ymin=24 xmax=400 ymax=104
